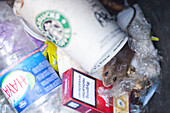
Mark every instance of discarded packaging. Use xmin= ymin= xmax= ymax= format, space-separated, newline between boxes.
xmin=0 ymin=3 xmax=62 ymax=113
xmin=62 ymin=68 xmax=114 ymax=113
xmin=98 ymin=3 xmax=161 ymax=113
xmin=0 ymin=1 xmax=162 ymax=113
xmin=40 ymin=41 xmax=59 ymax=72
xmin=14 ymin=0 xmax=128 ymax=73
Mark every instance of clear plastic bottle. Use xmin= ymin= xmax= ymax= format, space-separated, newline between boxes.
xmin=0 ymin=2 xmax=62 ymax=113
xmin=0 ymin=2 xmax=37 ymax=69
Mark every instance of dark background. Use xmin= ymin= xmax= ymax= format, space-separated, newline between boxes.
xmin=137 ymin=0 xmax=170 ymax=113
xmin=1 ymin=0 xmax=170 ymax=113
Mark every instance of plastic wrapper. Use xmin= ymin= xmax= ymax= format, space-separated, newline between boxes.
xmin=40 ymin=41 xmax=59 ymax=72
xmin=127 ymin=5 xmax=161 ymax=79
xmin=98 ymin=4 xmax=161 ymax=113
xmin=98 ymin=77 xmax=159 ymax=112
xmin=134 ymin=55 xmax=161 ymax=78
xmin=98 ymin=75 xmax=152 ymax=97
xmin=126 ymin=5 xmax=158 ymax=58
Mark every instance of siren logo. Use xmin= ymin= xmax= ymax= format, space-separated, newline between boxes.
xmin=1 ymin=70 xmax=35 ymax=107
xmin=36 ymin=11 xmax=71 ymax=47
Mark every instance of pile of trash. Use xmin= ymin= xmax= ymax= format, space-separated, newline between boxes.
xmin=0 ymin=0 xmax=161 ymax=113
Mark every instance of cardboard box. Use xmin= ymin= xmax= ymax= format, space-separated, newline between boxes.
xmin=62 ymin=68 xmax=113 ymax=113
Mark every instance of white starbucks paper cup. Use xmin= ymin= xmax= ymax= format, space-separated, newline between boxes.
xmin=13 ymin=0 xmax=128 ymax=73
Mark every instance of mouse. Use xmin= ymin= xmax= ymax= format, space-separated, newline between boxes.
xmin=102 ymin=43 xmax=135 ymax=87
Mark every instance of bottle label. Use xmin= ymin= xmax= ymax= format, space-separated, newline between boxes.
xmin=0 ymin=49 xmax=62 ymax=113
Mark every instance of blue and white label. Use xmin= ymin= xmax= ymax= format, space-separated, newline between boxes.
xmin=0 ymin=49 xmax=61 ymax=113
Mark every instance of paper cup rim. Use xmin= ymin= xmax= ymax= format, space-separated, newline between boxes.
xmin=20 ymin=18 xmax=48 ymax=42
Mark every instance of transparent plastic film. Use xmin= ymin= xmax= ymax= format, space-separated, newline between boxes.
xmin=99 ymin=4 xmax=161 ymax=113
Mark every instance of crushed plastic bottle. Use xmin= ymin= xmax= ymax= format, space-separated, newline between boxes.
xmin=0 ymin=2 xmax=37 ymax=70
xmin=0 ymin=90 xmax=15 ymax=113
xmin=0 ymin=2 xmax=62 ymax=113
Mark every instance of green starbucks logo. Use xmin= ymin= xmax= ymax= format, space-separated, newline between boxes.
xmin=36 ymin=11 xmax=71 ymax=47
